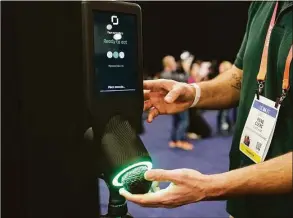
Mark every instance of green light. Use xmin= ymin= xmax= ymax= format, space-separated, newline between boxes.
xmin=112 ymin=161 xmax=153 ymax=187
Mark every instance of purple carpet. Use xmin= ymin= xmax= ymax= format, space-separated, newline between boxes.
xmin=99 ymin=111 xmax=232 ymax=218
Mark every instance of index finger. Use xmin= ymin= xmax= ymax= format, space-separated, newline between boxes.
xmin=143 ymin=80 xmax=159 ymax=91
xmin=144 ymin=169 xmax=181 ymax=183
xmin=143 ymin=79 xmax=172 ymax=91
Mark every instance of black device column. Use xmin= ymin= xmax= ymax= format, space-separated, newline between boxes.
xmin=82 ymin=2 xmax=153 ymax=217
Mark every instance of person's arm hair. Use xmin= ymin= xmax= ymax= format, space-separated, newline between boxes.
xmin=195 ymin=65 xmax=243 ymax=109
xmin=207 ymin=152 xmax=292 ymax=199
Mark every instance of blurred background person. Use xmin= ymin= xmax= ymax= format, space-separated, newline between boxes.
xmin=153 ymin=72 xmax=161 ymax=80
xmin=218 ymin=61 xmax=232 ymax=76
xmin=217 ymin=61 xmax=234 ymax=136
xmin=188 ymin=62 xmax=200 ymax=84
xmin=160 ymin=55 xmax=193 ymax=150
xmin=179 ymin=51 xmax=194 ymax=74
xmin=207 ymin=60 xmax=219 ymax=80
xmin=219 ymin=61 xmax=238 ymax=126
xmin=187 ymin=62 xmax=212 ymax=139
xmin=198 ymin=61 xmax=212 ymax=81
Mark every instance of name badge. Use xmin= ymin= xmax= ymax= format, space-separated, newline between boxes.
xmin=239 ymin=96 xmax=280 ymax=163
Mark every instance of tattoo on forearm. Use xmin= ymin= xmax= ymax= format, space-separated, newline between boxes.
xmin=231 ymin=72 xmax=242 ymax=90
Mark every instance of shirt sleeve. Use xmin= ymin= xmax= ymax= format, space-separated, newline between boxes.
xmin=234 ymin=32 xmax=247 ymax=70
xmin=234 ymin=2 xmax=256 ymax=70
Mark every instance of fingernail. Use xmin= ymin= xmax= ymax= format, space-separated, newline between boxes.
xmin=119 ymin=188 xmax=124 ymax=195
xmin=165 ymin=96 xmax=171 ymax=102
xmin=165 ymin=96 xmax=173 ymax=103
xmin=144 ymin=171 xmax=152 ymax=180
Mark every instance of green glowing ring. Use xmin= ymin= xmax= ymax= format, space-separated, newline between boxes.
xmin=112 ymin=161 xmax=153 ymax=187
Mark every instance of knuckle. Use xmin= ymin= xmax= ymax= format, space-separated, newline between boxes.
xmin=175 ymin=83 xmax=185 ymax=91
xmin=180 ymin=169 xmax=190 ymax=180
xmin=137 ymin=198 xmax=145 ymax=205
xmin=156 ymin=174 xmax=163 ymax=181
xmin=155 ymin=109 xmax=160 ymax=116
xmin=161 ymin=199 xmax=176 ymax=208
xmin=161 ymin=201 xmax=169 ymax=208
xmin=155 ymin=169 xmax=164 ymax=174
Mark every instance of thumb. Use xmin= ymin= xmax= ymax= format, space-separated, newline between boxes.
xmin=164 ymin=85 xmax=182 ymax=103
xmin=144 ymin=169 xmax=177 ymax=182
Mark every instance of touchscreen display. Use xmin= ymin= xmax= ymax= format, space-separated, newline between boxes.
xmin=93 ymin=11 xmax=138 ymax=94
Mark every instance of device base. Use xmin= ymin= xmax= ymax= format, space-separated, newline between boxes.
xmin=100 ymin=213 xmax=133 ymax=218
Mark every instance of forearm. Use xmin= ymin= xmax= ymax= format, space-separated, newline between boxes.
xmin=208 ymin=152 xmax=292 ymax=199
xmin=195 ymin=65 xmax=243 ymax=109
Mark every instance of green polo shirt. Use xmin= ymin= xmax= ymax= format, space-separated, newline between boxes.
xmin=228 ymin=1 xmax=293 ymax=218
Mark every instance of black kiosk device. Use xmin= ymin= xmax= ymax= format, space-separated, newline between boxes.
xmin=82 ymin=1 xmax=153 ymax=217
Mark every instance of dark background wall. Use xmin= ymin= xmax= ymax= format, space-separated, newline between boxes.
xmin=135 ymin=1 xmax=251 ymax=75
xmin=1 ymin=2 xmax=100 ymax=217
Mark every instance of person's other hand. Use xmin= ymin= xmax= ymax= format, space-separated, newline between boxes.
xmin=119 ymin=169 xmax=213 ymax=208
xmin=143 ymin=79 xmax=196 ymax=122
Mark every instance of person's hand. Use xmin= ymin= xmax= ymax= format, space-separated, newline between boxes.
xmin=119 ymin=169 xmax=214 ymax=208
xmin=143 ymin=79 xmax=196 ymax=122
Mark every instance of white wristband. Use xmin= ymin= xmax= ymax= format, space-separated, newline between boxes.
xmin=190 ymin=83 xmax=201 ymax=108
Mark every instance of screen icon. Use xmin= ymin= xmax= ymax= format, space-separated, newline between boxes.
xmin=107 ymin=51 xmax=113 ymax=59
xmin=106 ymin=24 xmax=112 ymax=30
xmin=111 ymin=15 xmax=119 ymax=25
xmin=119 ymin=52 xmax=125 ymax=59
xmin=113 ymin=33 xmax=122 ymax=40
xmin=113 ymin=51 xmax=119 ymax=59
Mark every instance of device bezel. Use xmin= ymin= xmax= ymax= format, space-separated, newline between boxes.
xmin=82 ymin=1 xmax=143 ymax=116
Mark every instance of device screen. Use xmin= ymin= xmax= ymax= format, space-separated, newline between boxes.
xmin=93 ymin=11 xmax=138 ymax=95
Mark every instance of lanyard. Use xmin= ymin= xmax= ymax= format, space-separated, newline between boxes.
xmin=256 ymin=2 xmax=293 ymax=107
xmin=257 ymin=2 xmax=279 ymax=84
xmin=275 ymin=46 xmax=293 ymax=107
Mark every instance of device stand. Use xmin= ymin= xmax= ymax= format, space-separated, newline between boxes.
xmin=84 ymin=128 xmax=133 ymax=218
xmin=100 ymin=184 xmax=133 ymax=218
